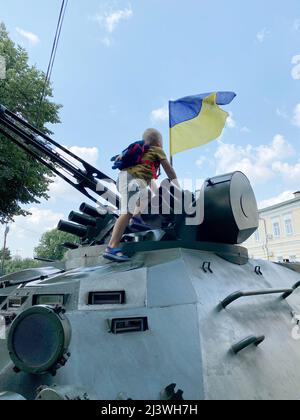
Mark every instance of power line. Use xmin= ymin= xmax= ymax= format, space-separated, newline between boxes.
xmin=13 ymin=224 xmax=41 ymax=236
xmin=37 ymin=0 xmax=69 ymax=125
xmin=0 ymin=223 xmax=41 ymax=237
xmin=47 ymin=0 xmax=69 ymax=84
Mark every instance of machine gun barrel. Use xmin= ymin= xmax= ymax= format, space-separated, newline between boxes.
xmin=79 ymin=203 xmax=104 ymax=219
xmin=57 ymin=220 xmax=88 ymax=238
xmin=0 ymin=105 xmax=120 ymax=208
xmin=68 ymin=211 xmax=97 ymax=227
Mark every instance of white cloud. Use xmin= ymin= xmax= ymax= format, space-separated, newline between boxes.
xmin=65 ymin=146 xmax=99 ymax=166
xmin=226 ymin=114 xmax=250 ymax=132
xmin=106 ymin=7 xmax=133 ymax=33
xmin=240 ymin=126 xmax=251 ymax=133
xmin=272 ymin=160 xmax=300 ymax=181
xmin=256 ymin=28 xmax=270 ymax=43
xmin=291 ymin=55 xmax=300 ymax=80
xmin=94 ymin=6 xmax=133 ymax=33
xmin=48 ymin=146 xmax=100 ymax=202
xmin=259 ymin=191 xmax=295 ymax=209
xmin=16 ymin=27 xmax=40 ymax=46
xmin=13 ymin=208 xmax=64 ymax=235
xmin=151 ymin=105 xmax=169 ymax=122
xmin=276 ymin=107 xmax=288 ymax=119
xmin=215 ymin=143 xmax=272 ymax=184
xmin=226 ymin=112 xmax=236 ymax=129
xmin=257 ymin=135 xmax=294 ymax=164
xmin=292 ymin=103 xmax=300 ymax=127
xmin=92 ymin=6 xmax=133 ymax=47
xmin=214 ymin=134 xmax=294 ymax=185
xmin=48 ymin=176 xmax=76 ymax=202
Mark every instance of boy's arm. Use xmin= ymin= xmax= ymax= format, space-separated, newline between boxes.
xmin=161 ymin=159 xmax=181 ymax=189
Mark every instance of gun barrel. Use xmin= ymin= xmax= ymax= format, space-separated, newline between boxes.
xmin=0 ymin=104 xmax=120 ymax=208
xmin=80 ymin=203 xmax=103 ymax=218
xmin=68 ymin=211 xmax=97 ymax=227
xmin=57 ymin=221 xmax=88 ymax=238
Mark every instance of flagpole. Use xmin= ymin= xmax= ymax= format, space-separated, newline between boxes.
xmin=169 ymin=128 xmax=173 ymax=167
xmin=169 ymin=101 xmax=173 ymax=167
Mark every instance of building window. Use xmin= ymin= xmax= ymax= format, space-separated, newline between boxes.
xmin=254 ymin=230 xmax=260 ymax=242
xmin=284 ymin=214 xmax=294 ymax=236
xmin=272 ymin=220 xmax=281 ymax=238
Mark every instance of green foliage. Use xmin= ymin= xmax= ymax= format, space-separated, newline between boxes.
xmin=3 ymin=257 xmax=41 ymax=275
xmin=34 ymin=229 xmax=80 ymax=261
xmin=0 ymin=247 xmax=11 ymax=261
xmin=0 ymin=22 xmax=62 ymax=223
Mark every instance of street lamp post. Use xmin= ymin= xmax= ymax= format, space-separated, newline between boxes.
xmin=1 ymin=224 xmax=9 ymax=276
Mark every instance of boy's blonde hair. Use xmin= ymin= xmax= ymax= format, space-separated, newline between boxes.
xmin=143 ymin=128 xmax=163 ymax=146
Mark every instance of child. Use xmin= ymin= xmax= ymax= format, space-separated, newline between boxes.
xmin=104 ymin=128 xmax=179 ymax=262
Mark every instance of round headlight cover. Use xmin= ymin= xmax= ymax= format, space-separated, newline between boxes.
xmin=7 ymin=305 xmax=71 ymax=375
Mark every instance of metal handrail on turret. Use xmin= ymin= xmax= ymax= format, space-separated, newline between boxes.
xmin=219 ymin=281 xmax=300 ymax=309
xmin=231 ymin=336 xmax=265 ymax=354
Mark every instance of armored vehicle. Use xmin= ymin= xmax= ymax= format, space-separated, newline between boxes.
xmin=0 ymin=105 xmax=300 ymax=400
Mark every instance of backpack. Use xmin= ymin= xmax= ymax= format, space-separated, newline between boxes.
xmin=111 ymin=141 xmax=161 ymax=180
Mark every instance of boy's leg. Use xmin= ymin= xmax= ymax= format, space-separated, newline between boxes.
xmin=105 ymin=174 xmax=148 ymax=259
xmin=131 ymin=180 xmax=150 ymax=220
xmin=108 ymin=213 xmax=132 ymax=249
xmin=105 ymin=172 xmax=134 ymax=255
xmin=130 ymin=194 xmax=154 ymax=231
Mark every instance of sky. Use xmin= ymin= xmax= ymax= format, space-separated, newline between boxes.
xmin=0 ymin=0 xmax=299 ymax=258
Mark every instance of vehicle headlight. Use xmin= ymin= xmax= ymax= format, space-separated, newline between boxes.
xmin=7 ymin=305 xmax=71 ymax=375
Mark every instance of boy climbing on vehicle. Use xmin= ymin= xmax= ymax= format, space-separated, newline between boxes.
xmin=104 ymin=128 xmax=179 ymax=262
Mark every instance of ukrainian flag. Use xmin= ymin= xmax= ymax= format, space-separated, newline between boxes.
xmin=169 ymin=92 xmax=236 ymax=156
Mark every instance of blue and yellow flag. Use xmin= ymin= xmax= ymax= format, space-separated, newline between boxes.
xmin=169 ymin=92 xmax=236 ymax=156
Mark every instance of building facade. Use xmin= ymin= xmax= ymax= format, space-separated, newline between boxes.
xmin=245 ymin=192 xmax=300 ymax=263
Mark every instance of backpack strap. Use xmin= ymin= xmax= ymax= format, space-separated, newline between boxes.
xmin=142 ymin=160 xmax=160 ymax=180
xmin=136 ymin=144 xmax=149 ymax=164
xmin=129 ymin=143 xmax=142 ymax=155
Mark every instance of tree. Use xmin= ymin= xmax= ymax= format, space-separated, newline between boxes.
xmin=34 ymin=229 xmax=80 ymax=261
xmin=0 ymin=23 xmax=61 ymax=223
xmin=4 ymin=257 xmax=41 ymax=275
xmin=0 ymin=247 xmax=11 ymax=261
